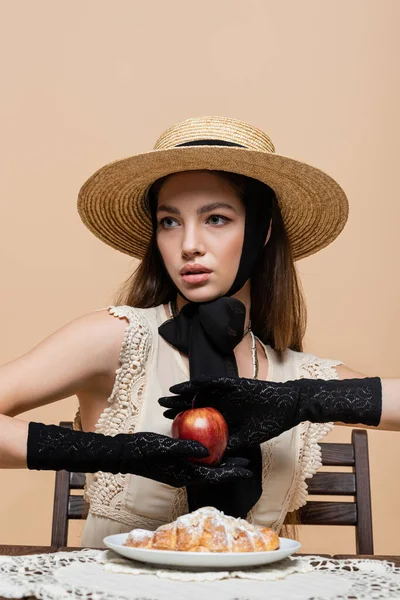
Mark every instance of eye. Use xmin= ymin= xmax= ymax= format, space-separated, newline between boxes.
xmin=207 ymin=214 xmax=231 ymax=226
xmin=159 ymin=217 xmax=179 ymax=229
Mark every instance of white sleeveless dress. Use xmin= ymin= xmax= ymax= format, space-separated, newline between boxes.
xmin=75 ymin=304 xmax=342 ymax=548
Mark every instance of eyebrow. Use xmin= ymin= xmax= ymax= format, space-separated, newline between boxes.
xmin=156 ymin=202 xmax=239 ymax=216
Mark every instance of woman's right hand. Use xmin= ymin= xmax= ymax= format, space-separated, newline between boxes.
xmin=27 ymin=423 xmax=253 ymax=488
xmin=117 ymin=431 xmax=253 ymax=487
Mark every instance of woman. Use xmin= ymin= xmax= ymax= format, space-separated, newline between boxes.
xmin=0 ymin=116 xmax=397 ymax=548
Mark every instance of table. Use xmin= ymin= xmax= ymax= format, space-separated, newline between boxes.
xmin=1 ymin=546 xmax=400 ymax=600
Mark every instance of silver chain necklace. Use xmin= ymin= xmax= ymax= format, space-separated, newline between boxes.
xmin=168 ymin=300 xmax=259 ymax=379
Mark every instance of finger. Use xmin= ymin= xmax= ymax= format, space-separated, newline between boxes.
xmin=210 ymin=467 xmax=253 ymax=482
xmin=169 ymin=376 xmax=232 ymax=395
xmin=192 ymin=376 xmax=238 ymax=393
xmin=169 ymin=381 xmax=198 ymax=395
xmin=162 ymin=408 xmax=181 ymax=420
xmin=219 ymin=457 xmax=250 ymax=469
xmin=168 ymin=439 xmax=210 ymax=458
xmin=160 ymin=393 xmax=216 ymax=412
xmin=158 ymin=395 xmax=192 ymax=409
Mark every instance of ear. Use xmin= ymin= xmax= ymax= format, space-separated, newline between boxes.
xmin=264 ymin=220 xmax=272 ymax=246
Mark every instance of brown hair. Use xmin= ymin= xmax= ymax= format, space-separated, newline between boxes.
xmin=114 ymin=170 xmax=307 ymax=355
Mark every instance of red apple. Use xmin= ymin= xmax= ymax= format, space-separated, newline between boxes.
xmin=171 ymin=407 xmax=228 ymax=466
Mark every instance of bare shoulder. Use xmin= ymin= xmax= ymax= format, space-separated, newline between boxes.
xmin=68 ymin=308 xmax=130 ymax=358
xmin=335 ymin=364 xmax=367 ymax=380
xmin=36 ymin=307 xmax=131 ymax=377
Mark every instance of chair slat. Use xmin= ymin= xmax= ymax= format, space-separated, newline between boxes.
xmin=352 ymin=430 xmax=374 ymax=554
xmin=306 ymin=472 xmax=356 ymax=496
xmin=70 ymin=472 xmax=86 ymax=489
xmin=51 ymin=470 xmax=70 ymax=546
xmin=300 ymin=501 xmax=357 ymax=525
xmin=320 ymin=443 xmax=354 ymax=466
xmin=68 ymin=495 xmax=89 ymax=519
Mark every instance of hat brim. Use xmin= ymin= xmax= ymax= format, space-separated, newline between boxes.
xmin=77 ymin=145 xmax=348 ymax=261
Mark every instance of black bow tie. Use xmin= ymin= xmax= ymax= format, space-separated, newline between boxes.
xmin=159 ymin=296 xmax=246 ymax=378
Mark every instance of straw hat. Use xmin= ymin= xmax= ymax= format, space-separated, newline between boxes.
xmin=77 ymin=116 xmax=348 ymax=261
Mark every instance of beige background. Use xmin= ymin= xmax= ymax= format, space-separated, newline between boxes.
xmin=0 ymin=0 xmax=399 ymax=554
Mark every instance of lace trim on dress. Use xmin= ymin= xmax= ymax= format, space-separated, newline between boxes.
xmin=273 ymin=352 xmax=344 ymax=531
xmin=169 ymin=488 xmax=189 ymax=522
xmin=81 ymin=305 xmax=156 ymax=529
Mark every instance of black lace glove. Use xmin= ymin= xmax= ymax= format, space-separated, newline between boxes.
xmin=158 ymin=375 xmax=382 ymax=450
xmin=27 ymin=422 xmax=253 ymax=487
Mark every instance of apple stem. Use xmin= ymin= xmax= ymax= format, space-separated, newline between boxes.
xmin=192 ymin=393 xmax=198 ymax=409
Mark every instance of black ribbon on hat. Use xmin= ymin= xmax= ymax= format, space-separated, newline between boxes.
xmin=151 ymin=140 xmax=274 ymax=517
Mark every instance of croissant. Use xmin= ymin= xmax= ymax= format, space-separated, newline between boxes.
xmin=124 ymin=506 xmax=280 ymax=552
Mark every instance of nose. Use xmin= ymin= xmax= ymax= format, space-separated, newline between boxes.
xmin=181 ymin=224 xmax=205 ymax=259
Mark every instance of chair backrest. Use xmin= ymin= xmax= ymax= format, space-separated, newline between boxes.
xmin=52 ymin=424 xmax=373 ymax=553
xmin=298 ymin=429 xmax=373 ymax=555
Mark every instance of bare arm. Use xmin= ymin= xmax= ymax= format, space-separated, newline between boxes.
xmin=0 ymin=414 xmax=29 ymax=468
xmin=335 ymin=364 xmax=400 ymax=431
xmin=0 ymin=309 xmax=128 ymax=468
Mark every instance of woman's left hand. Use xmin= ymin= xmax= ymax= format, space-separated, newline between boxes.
xmin=158 ymin=375 xmax=300 ymax=450
xmin=158 ymin=374 xmax=382 ymax=450
xmin=159 ymin=376 xmax=260 ymax=421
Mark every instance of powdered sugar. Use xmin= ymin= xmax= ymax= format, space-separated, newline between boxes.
xmin=124 ymin=506 xmax=278 ymax=552
xmin=125 ymin=529 xmax=153 ymax=546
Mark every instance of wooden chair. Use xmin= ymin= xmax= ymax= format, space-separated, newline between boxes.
xmin=51 ymin=424 xmax=373 ymax=553
xmin=298 ymin=429 xmax=373 ymax=555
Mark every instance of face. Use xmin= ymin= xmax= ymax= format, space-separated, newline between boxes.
xmin=156 ymin=171 xmax=246 ymax=303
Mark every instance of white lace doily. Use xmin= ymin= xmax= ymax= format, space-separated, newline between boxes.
xmin=1 ymin=549 xmax=400 ymax=600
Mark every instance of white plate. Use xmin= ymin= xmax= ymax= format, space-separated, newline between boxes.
xmin=103 ymin=533 xmax=301 ymax=568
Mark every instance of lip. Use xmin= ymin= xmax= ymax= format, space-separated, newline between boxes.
xmin=180 ymin=263 xmax=212 ymax=275
xmin=181 ymin=273 xmax=211 ymax=284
